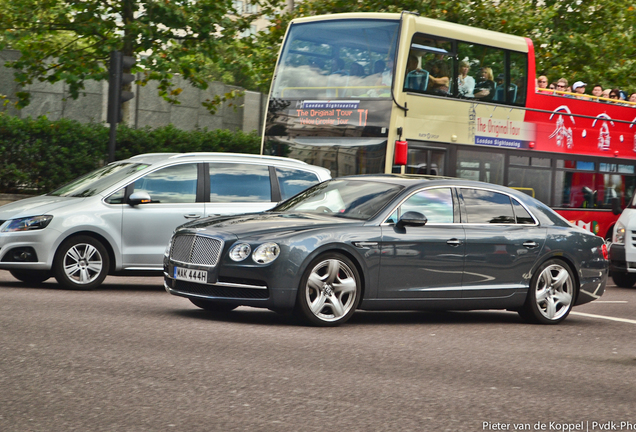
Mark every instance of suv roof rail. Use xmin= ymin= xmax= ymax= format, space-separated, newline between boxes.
xmin=168 ymin=152 xmax=308 ymax=164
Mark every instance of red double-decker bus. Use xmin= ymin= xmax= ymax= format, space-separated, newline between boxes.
xmin=261 ymin=12 xmax=636 ymax=240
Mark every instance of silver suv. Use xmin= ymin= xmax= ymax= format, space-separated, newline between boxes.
xmin=0 ymin=153 xmax=331 ymax=289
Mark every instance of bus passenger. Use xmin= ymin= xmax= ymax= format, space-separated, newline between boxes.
xmin=458 ymin=60 xmax=475 ymax=97
xmin=404 ymin=54 xmax=428 ymax=92
xmin=608 ymin=89 xmax=621 ymax=103
xmin=473 ymin=67 xmax=495 ymax=101
xmin=591 ymin=84 xmax=603 ymax=101
xmin=537 ymin=75 xmax=548 ymax=90
xmin=629 ymin=93 xmax=636 ymax=105
xmin=428 ymin=60 xmax=450 ymax=95
xmin=572 ymin=81 xmax=587 ymax=99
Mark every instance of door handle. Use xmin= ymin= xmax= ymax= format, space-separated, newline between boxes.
xmin=447 ymin=238 xmax=462 ymax=247
xmin=523 ymin=241 xmax=538 ymax=249
xmin=183 ymin=214 xmax=202 ymax=219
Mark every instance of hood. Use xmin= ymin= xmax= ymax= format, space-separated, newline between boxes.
xmin=0 ymin=195 xmax=85 ymax=220
xmin=177 ymin=212 xmax=360 ymax=239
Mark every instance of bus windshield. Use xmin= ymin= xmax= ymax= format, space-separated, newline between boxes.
xmin=271 ymin=19 xmax=400 ymax=100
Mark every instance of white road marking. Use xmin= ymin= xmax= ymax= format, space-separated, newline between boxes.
xmin=594 ymin=301 xmax=628 ymax=303
xmin=571 ymin=311 xmax=636 ymax=324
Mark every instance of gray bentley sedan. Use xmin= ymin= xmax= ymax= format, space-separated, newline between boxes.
xmin=163 ymin=175 xmax=609 ymax=326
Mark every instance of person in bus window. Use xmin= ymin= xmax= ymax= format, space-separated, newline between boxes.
xmin=537 ymin=75 xmax=548 ymax=89
xmin=591 ymin=84 xmax=603 ymax=101
xmin=457 ymin=60 xmax=475 ymax=97
xmin=427 ymin=60 xmax=450 ymax=95
xmin=556 ymin=78 xmax=569 ymax=96
xmin=404 ymin=54 xmax=428 ymax=92
xmin=608 ymin=89 xmax=621 ymax=103
xmin=473 ymin=67 xmax=495 ymax=101
xmin=549 ymin=82 xmax=557 ymax=91
xmin=572 ymin=81 xmax=587 ymax=100
xmin=629 ymin=93 xmax=636 ymax=105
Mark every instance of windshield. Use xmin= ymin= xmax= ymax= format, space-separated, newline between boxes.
xmin=48 ymin=163 xmax=149 ymax=197
xmin=273 ymin=179 xmax=403 ymax=220
xmin=271 ymin=19 xmax=400 ymax=99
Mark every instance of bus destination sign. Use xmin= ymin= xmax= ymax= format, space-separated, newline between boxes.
xmin=294 ymin=100 xmax=368 ymax=127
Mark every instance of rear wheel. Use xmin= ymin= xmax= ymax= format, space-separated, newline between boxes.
xmin=53 ymin=236 xmax=109 ymax=290
xmin=519 ymin=259 xmax=575 ymax=324
xmin=611 ymin=271 xmax=636 ymax=288
xmin=10 ymin=269 xmax=51 ymax=284
xmin=294 ymin=252 xmax=361 ymax=327
xmin=189 ymin=298 xmax=237 ymax=312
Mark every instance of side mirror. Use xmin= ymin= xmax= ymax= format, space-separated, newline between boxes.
xmin=128 ymin=191 xmax=151 ymax=206
xmin=396 ymin=211 xmax=428 ymax=228
xmin=611 ymin=197 xmax=622 ymax=216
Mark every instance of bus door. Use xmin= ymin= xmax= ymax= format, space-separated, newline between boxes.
xmin=395 ymin=145 xmax=447 ymax=176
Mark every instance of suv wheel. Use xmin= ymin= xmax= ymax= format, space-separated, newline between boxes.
xmin=54 ymin=236 xmax=109 ymax=290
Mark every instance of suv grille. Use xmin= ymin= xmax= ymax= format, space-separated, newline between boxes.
xmin=171 ymin=234 xmax=223 ymax=267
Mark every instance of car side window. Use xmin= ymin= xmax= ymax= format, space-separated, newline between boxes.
xmin=104 ymin=188 xmax=125 ymax=204
xmin=276 ymin=167 xmax=320 ymax=200
xmin=399 ymin=188 xmax=454 ymax=223
xmin=209 ymin=163 xmax=271 ymax=202
xmin=512 ymin=198 xmax=535 ymax=224
xmin=132 ymin=164 xmax=197 ymax=203
xmin=461 ymin=188 xmax=515 ymax=223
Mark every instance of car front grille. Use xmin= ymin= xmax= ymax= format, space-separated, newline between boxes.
xmin=171 ymin=234 xmax=223 ymax=267
xmin=172 ymin=280 xmax=269 ymax=299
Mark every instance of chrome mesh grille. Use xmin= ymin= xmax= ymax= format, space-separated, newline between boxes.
xmin=170 ymin=234 xmax=223 ymax=267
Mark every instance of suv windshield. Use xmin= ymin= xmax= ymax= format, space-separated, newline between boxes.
xmin=271 ymin=19 xmax=400 ymax=99
xmin=48 ymin=163 xmax=149 ymax=197
xmin=274 ymin=179 xmax=403 ymax=220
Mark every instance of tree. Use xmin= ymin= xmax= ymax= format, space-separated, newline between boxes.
xmin=0 ymin=0 xmax=280 ymax=116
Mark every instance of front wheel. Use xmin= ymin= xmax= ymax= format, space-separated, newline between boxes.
xmin=189 ymin=298 xmax=237 ymax=312
xmin=53 ymin=236 xmax=109 ymax=290
xmin=295 ymin=253 xmax=361 ymax=327
xmin=519 ymin=259 xmax=575 ymax=324
xmin=611 ymin=271 xmax=636 ymax=288
xmin=10 ymin=269 xmax=51 ymax=284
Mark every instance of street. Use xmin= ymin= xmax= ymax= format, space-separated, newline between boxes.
xmin=1 ymin=270 xmax=635 ymax=432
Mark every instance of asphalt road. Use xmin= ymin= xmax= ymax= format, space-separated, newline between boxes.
xmin=1 ymin=271 xmax=635 ymax=432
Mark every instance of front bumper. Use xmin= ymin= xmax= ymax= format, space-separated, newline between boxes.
xmin=608 ymin=243 xmax=634 ymax=273
xmin=163 ymin=261 xmax=297 ymax=310
xmin=0 ymin=229 xmax=58 ymax=271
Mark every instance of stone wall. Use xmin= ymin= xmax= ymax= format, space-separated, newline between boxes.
xmin=0 ymin=50 xmax=266 ymax=133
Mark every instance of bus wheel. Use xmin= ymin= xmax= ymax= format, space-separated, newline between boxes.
xmin=611 ymin=271 xmax=636 ymax=288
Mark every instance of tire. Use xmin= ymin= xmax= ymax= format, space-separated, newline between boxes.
xmin=189 ymin=298 xmax=237 ymax=312
xmin=611 ymin=271 xmax=636 ymax=288
xmin=294 ymin=252 xmax=361 ymax=327
xmin=10 ymin=269 xmax=51 ymax=284
xmin=53 ymin=236 xmax=109 ymax=290
xmin=519 ymin=259 xmax=575 ymax=324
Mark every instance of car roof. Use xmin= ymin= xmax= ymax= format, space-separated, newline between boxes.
xmin=340 ymin=173 xmax=535 ymax=199
xmin=119 ymin=152 xmax=330 ymax=174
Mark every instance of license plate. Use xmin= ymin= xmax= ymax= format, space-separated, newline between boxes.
xmin=174 ymin=267 xmax=207 ymax=284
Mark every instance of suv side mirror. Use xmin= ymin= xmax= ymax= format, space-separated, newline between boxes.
xmin=396 ymin=211 xmax=428 ymax=228
xmin=128 ymin=191 xmax=151 ymax=206
xmin=611 ymin=197 xmax=622 ymax=216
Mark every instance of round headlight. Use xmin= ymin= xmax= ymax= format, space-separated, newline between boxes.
xmin=252 ymin=243 xmax=280 ymax=264
xmin=230 ymin=243 xmax=251 ymax=262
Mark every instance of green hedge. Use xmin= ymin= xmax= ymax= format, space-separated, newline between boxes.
xmin=0 ymin=115 xmax=261 ymax=193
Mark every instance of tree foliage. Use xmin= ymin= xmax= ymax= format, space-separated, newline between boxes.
xmin=0 ymin=0 xmax=277 ymax=113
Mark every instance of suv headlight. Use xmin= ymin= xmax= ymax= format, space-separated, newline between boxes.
xmin=2 ymin=215 xmax=53 ymax=232
xmin=230 ymin=243 xmax=251 ymax=262
xmin=613 ymin=221 xmax=626 ymax=245
xmin=252 ymin=243 xmax=280 ymax=264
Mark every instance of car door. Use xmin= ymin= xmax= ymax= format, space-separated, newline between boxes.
xmin=204 ymin=162 xmax=277 ymax=216
xmin=121 ymin=163 xmax=204 ymax=268
xmin=378 ymin=187 xmax=465 ymax=299
xmin=459 ymin=187 xmax=546 ymax=298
